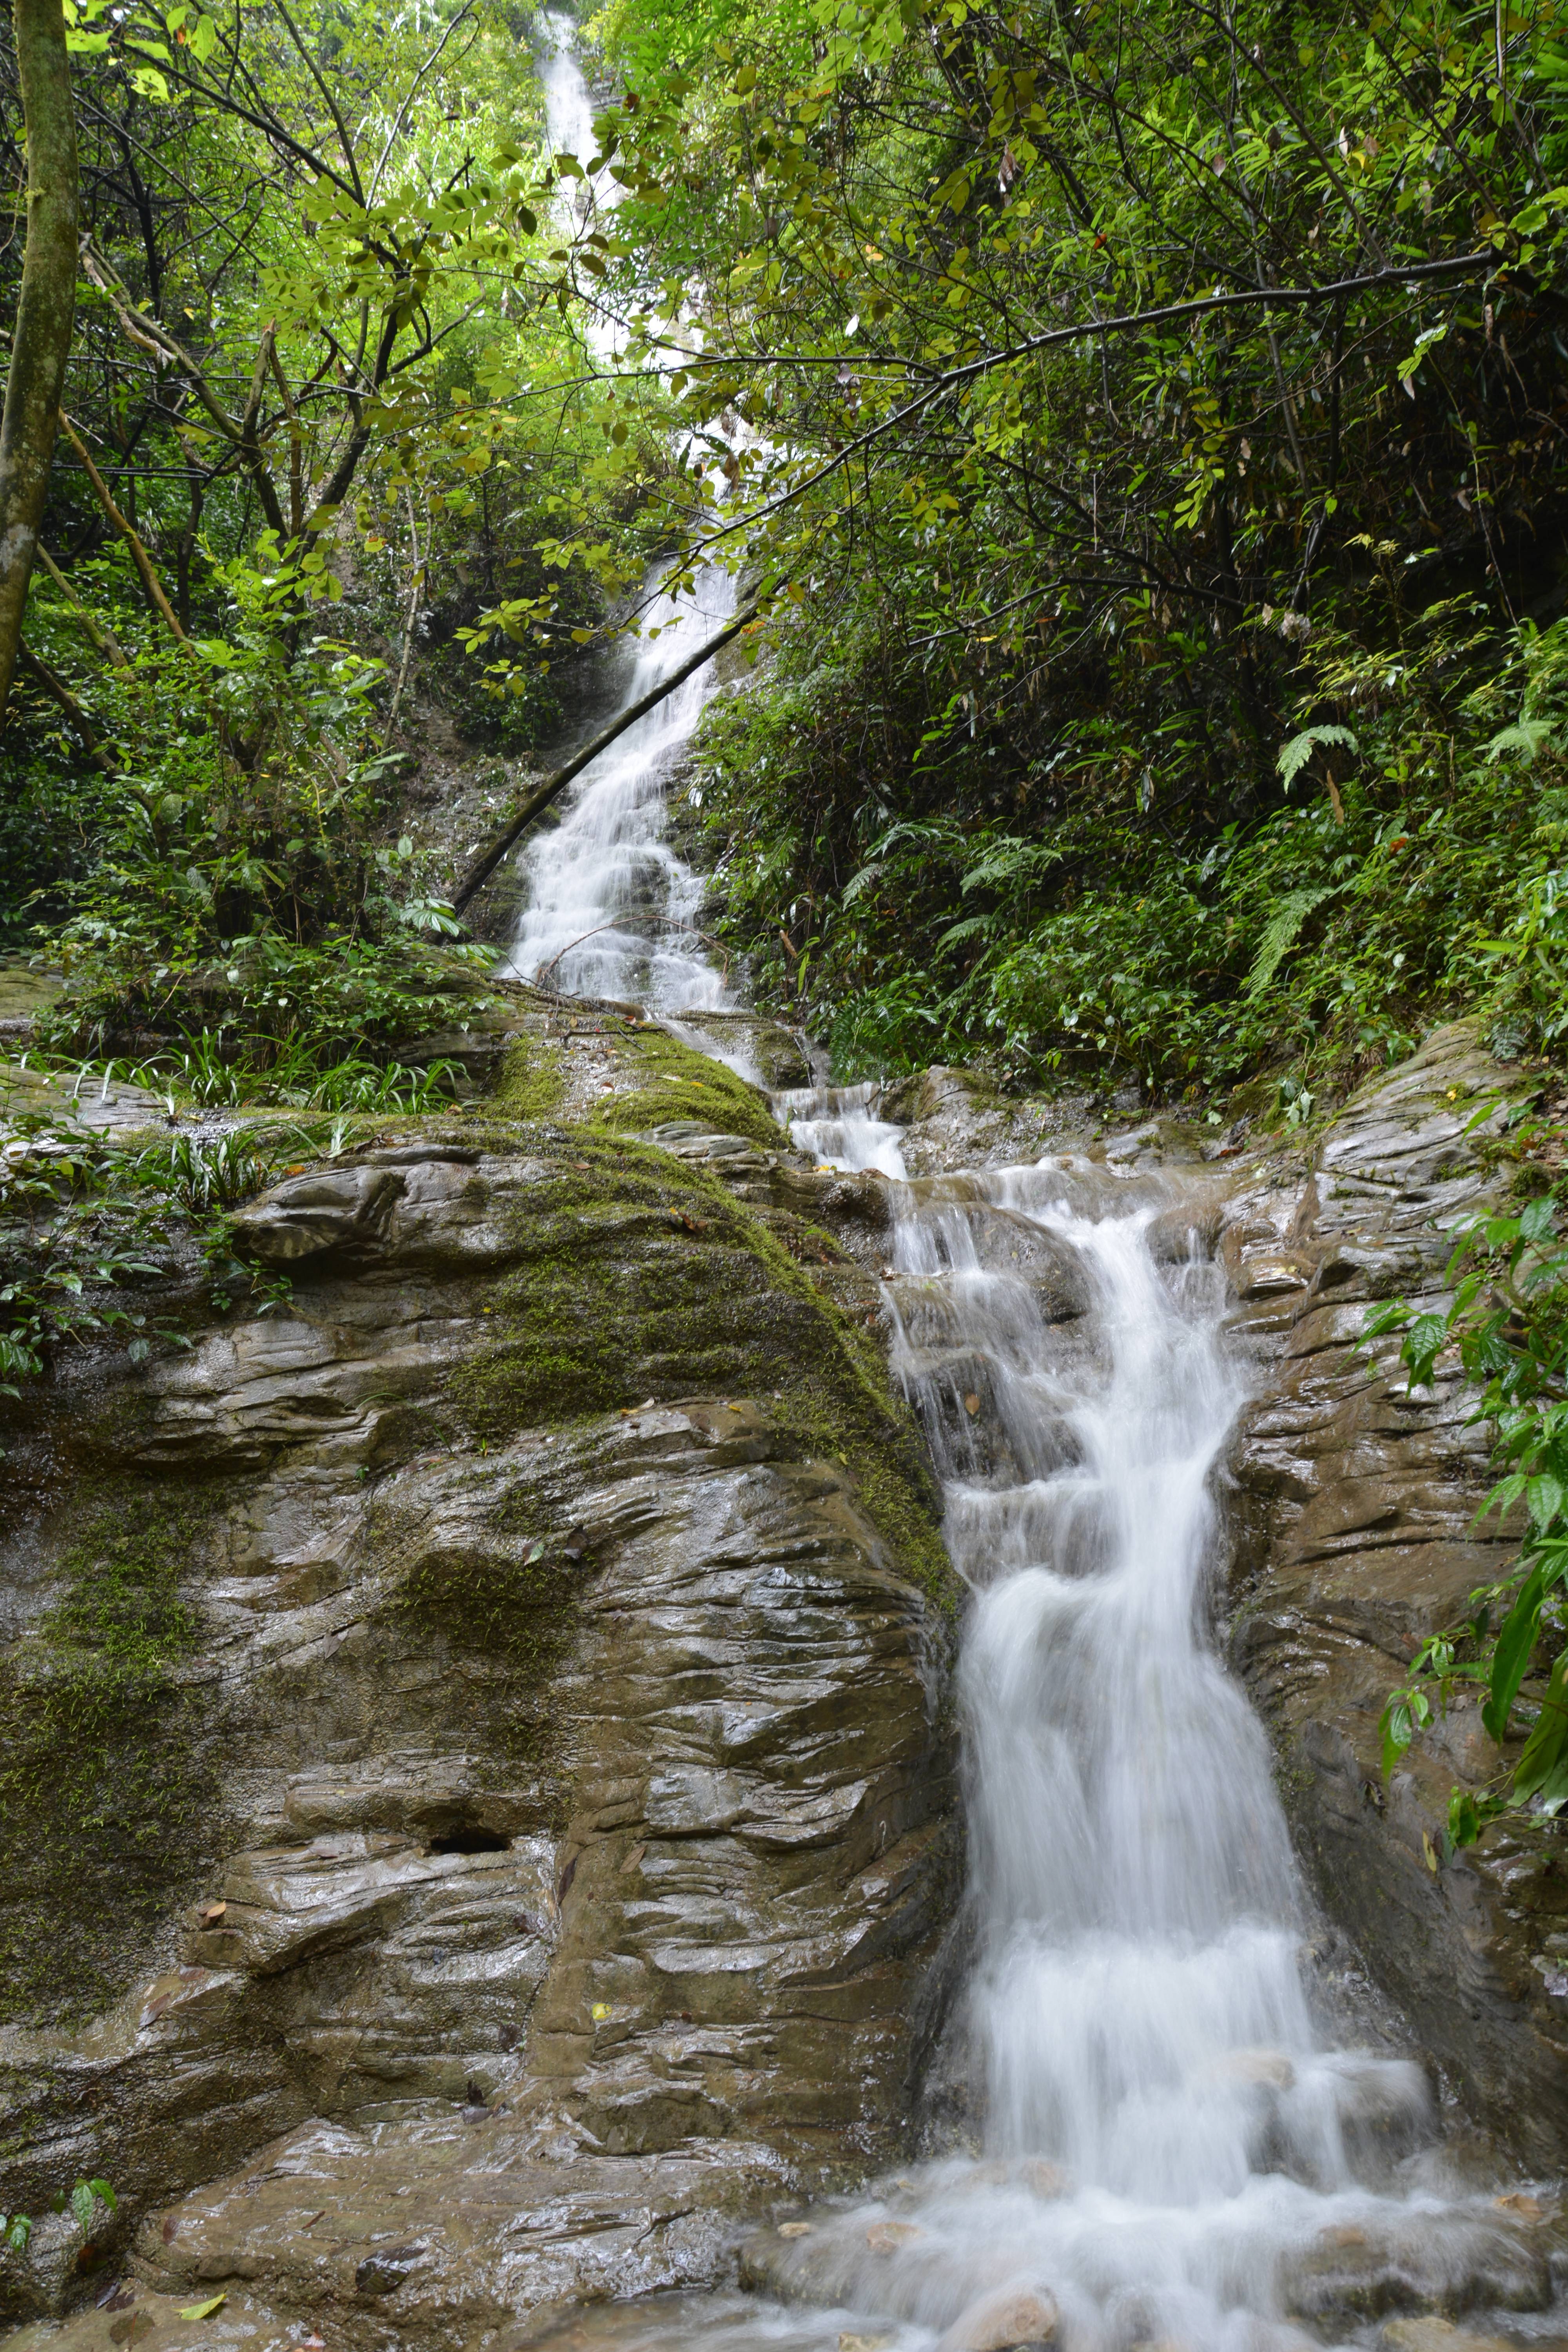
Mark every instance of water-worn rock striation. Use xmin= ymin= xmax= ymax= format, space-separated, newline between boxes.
xmin=3 ymin=1008 xmax=1566 ymax=2350
xmin=0 ymin=1004 xmax=959 ymax=2335
xmin=1220 ymin=1022 xmax=1568 ymax=2168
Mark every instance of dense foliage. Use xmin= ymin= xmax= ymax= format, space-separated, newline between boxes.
xmin=1376 ymin=1159 xmax=1568 ymax=1847
xmin=567 ymin=0 xmax=1568 ymax=1099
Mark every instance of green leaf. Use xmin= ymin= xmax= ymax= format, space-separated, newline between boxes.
xmin=1486 ymin=718 xmax=1557 ymax=762
xmin=179 ymin=2296 xmax=228 ymax=2321
xmin=1483 ymin=1559 xmax=1549 ymax=1741
xmin=1245 ymin=886 xmax=1334 ymax=999
xmin=1513 ymin=1651 xmax=1568 ymax=1800
xmin=1518 ymin=1193 xmax=1557 ymax=1243
xmin=1276 ymin=725 xmax=1357 ymax=790
xmin=1528 ymin=1473 xmax=1565 ymax=1531
xmin=1396 ymin=323 xmax=1450 ymax=382
xmin=1448 ymin=1789 xmax=1505 ymax=1847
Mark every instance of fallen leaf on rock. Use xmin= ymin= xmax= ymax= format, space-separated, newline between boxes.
xmin=866 ymin=2221 xmax=922 ymax=2252
xmin=108 ymin=2313 xmax=155 ymax=2347
xmin=776 ymin=2221 xmax=813 ymax=2239
xmin=179 ymin=2294 xmax=227 ymax=2320
xmin=1494 ymin=2192 xmax=1544 ymax=2219
xmin=619 ymin=1843 xmax=646 ymax=1873
xmin=199 ymin=1902 xmax=226 ymax=1926
xmin=964 ymin=1393 xmax=981 ymax=1416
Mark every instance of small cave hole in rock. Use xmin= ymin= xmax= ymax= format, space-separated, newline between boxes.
xmin=428 ymin=1827 xmax=511 ymax=1854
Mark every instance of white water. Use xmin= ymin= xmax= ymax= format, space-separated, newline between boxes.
xmin=506 ymin=16 xmax=740 ymax=1015
xmin=504 ymin=557 xmax=739 ymax=1011
xmin=708 ymin=1151 xmax=1536 ymax=2350
xmin=773 ymin=1080 xmax=908 ymax=1178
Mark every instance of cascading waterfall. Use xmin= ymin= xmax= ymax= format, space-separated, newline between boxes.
xmin=510 ymin=27 xmax=1547 ymax=2352
xmin=773 ymin=1080 xmax=909 ymax=1178
xmin=503 ymin=558 xmax=739 ymax=1011
xmin=697 ymin=1142 xmax=1536 ymax=2352
xmin=505 ymin=15 xmax=740 ymax=1015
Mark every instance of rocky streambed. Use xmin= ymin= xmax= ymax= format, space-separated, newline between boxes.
xmin=0 ymin=1001 xmax=1564 ymax=2352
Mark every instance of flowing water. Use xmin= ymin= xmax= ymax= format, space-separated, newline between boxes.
xmin=503 ymin=556 xmax=739 ymax=1011
xmin=505 ymin=12 xmax=740 ymax=1014
xmin=773 ymin=1080 xmax=909 ymax=1178
xmin=514 ymin=25 xmax=1550 ymax=2352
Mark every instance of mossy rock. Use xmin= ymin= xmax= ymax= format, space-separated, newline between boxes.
xmin=590 ymin=1025 xmax=786 ymax=1151
xmin=444 ymin=1128 xmax=956 ymax=1616
xmin=0 ymin=1483 xmax=227 ymax=2029
xmin=490 ymin=1035 xmax=569 ymax=1120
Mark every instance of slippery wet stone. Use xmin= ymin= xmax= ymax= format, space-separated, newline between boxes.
xmin=938 ymin=2285 xmax=1059 ymax=2351
xmin=1222 ymin=1021 xmax=1568 ymax=2165
xmin=0 ymin=1112 xmax=957 ymax=2329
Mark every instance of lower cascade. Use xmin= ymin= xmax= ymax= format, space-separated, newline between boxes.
xmin=721 ymin=1138 xmax=1535 ymax=2352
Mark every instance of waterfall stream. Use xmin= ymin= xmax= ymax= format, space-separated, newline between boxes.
xmin=505 ymin=10 xmax=740 ymax=1014
xmin=503 ymin=555 xmax=738 ymax=1011
xmin=512 ymin=27 xmax=1544 ymax=2352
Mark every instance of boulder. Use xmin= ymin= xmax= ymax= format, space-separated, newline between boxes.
xmin=0 ymin=1121 xmax=960 ymax=2331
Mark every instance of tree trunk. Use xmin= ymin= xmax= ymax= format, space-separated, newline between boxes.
xmin=0 ymin=0 xmax=79 ymax=727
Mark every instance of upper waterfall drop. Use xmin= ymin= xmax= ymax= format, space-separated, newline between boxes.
xmin=503 ymin=557 xmax=740 ymax=1011
xmin=505 ymin=15 xmax=741 ymax=1016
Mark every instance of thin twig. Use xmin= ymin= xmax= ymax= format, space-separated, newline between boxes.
xmin=56 ymin=412 xmax=189 ymax=644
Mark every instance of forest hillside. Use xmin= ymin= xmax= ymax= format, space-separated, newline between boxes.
xmin=1 ymin=0 xmax=1565 ymax=1100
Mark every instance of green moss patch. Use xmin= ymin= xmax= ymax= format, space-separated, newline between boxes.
xmin=0 ymin=1484 xmax=225 ymax=2029
xmin=592 ymin=1024 xmax=786 ymax=1150
xmin=489 ymin=1035 xmax=568 ymax=1119
xmin=381 ymin=1483 xmax=585 ymax=1811
xmin=445 ymin=1129 xmax=958 ymax=1615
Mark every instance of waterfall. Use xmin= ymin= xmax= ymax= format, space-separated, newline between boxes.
xmin=503 ymin=559 xmax=739 ymax=1011
xmin=508 ymin=30 xmax=1541 ymax=2351
xmin=714 ymin=1138 xmax=1532 ymax=2351
xmin=505 ymin=13 xmax=739 ymax=1014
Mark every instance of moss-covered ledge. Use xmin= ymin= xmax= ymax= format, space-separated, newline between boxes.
xmin=439 ymin=1122 xmax=956 ymax=1617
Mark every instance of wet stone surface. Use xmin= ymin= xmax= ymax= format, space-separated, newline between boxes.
xmin=5 ymin=1005 xmax=1568 ymax=2352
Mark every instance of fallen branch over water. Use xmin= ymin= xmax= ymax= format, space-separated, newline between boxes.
xmin=451 ymin=599 xmax=762 ymax=916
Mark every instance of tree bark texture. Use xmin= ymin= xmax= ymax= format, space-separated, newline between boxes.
xmin=0 ymin=0 xmax=78 ymax=727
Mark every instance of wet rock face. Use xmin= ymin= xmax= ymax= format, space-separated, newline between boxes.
xmin=0 ymin=1111 xmax=958 ymax=2329
xmin=8 ymin=1007 xmax=1568 ymax=2343
xmin=1219 ymin=1023 xmax=1568 ymax=2166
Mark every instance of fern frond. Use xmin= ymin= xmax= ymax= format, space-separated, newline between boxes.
xmin=1245 ymin=885 xmax=1334 ymax=998
xmin=1277 ymin=724 xmax=1357 ymax=790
